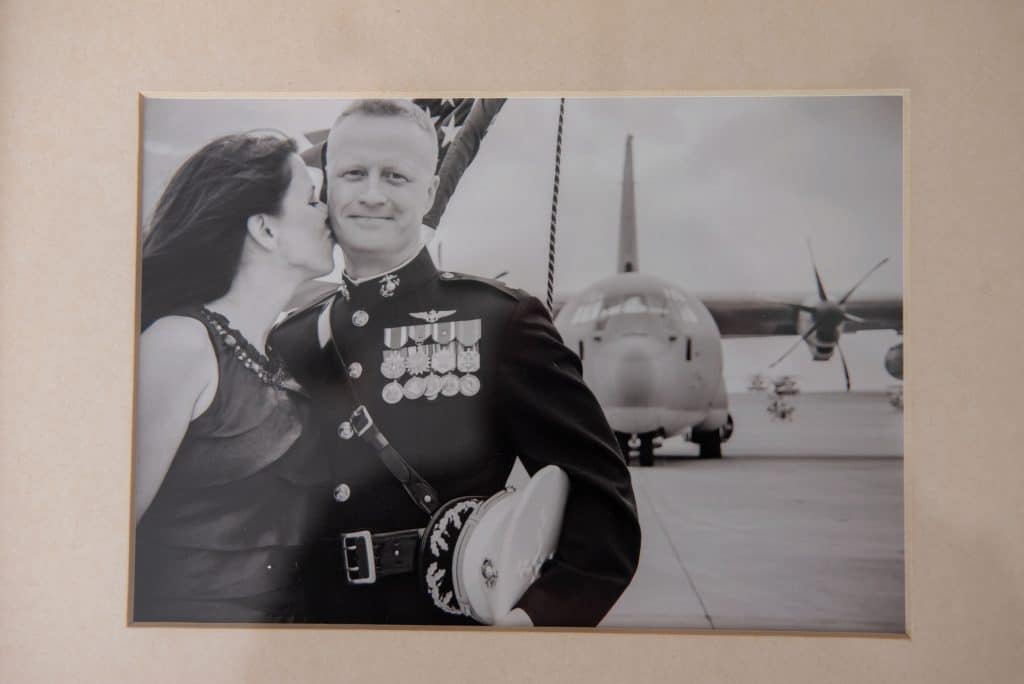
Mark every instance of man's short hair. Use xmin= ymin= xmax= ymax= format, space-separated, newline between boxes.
xmin=331 ymin=99 xmax=439 ymax=168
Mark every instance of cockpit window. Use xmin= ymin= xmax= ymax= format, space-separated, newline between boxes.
xmin=664 ymin=288 xmax=699 ymax=324
xmin=568 ymin=292 xmax=672 ymax=327
xmin=569 ymin=298 xmax=603 ymax=326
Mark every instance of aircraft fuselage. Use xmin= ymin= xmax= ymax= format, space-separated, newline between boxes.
xmin=555 ymin=272 xmax=729 ymax=439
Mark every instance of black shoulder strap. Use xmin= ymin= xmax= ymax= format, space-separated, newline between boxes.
xmin=321 ymin=297 xmax=441 ymax=515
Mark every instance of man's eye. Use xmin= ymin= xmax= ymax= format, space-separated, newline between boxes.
xmin=384 ymin=171 xmax=409 ymax=183
xmin=340 ymin=170 xmax=365 ymax=180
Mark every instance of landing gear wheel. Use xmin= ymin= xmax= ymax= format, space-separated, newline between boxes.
xmin=693 ymin=429 xmax=722 ymax=459
xmin=720 ymin=414 xmax=734 ymax=443
xmin=638 ymin=434 xmax=655 ymax=467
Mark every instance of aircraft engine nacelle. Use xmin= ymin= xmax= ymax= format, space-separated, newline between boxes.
xmin=797 ymin=303 xmax=841 ymax=361
xmin=884 ymin=342 xmax=903 ymax=380
xmin=807 ymin=343 xmax=836 ymax=361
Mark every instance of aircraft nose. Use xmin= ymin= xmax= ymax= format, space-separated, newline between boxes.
xmin=608 ymin=335 xmax=660 ymax=407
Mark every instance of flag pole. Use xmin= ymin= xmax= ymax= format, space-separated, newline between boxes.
xmin=545 ymin=98 xmax=566 ymax=312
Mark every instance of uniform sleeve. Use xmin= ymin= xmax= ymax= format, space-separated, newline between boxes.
xmin=267 ymin=303 xmax=342 ymax=392
xmin=496 ymin=295 xmax=641 ymax=627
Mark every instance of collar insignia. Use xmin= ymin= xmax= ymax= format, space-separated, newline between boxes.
xmin=379 ymin=274 xmax=400 ymax=298
xmin=410 ymin=309 xmax=457 ymax=323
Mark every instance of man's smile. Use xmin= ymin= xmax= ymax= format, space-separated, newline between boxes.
xmin=347 ymin=214 xmax=394 ymax=222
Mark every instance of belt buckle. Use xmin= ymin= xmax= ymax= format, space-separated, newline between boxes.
xmin=349 ymin=405 xmax=374 ymax=437
xmin=342 ymin=530 xmax=376 ymax=584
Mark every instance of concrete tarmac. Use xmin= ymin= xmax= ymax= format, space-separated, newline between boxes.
xmin=600 ymin=456 xmax=905 ymax=633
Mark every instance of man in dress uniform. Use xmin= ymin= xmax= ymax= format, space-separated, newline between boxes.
xmin=269 ymin=99 xmax=640 ymax=627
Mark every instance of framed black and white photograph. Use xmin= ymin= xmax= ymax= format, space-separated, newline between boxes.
xmin=6 ymin=3 xmax=1022 ymax=683
xmin=132 ymin=95 xmax=904 ymax=632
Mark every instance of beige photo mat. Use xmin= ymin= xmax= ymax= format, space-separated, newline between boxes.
xmin=2 ymin=1 xmax=1022 ymax=682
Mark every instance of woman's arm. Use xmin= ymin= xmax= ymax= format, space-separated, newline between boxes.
xmin=133 ymin=316 xmax=218 ymax=527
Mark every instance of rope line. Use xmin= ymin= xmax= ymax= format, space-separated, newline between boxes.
xmin=546 ymin=98 xmax=566 ymax=312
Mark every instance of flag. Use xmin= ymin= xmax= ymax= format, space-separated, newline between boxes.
xmin=413 ymin=99 xmax=506 ymax=228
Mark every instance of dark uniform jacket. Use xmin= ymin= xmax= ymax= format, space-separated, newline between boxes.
xmin=268 ymin=248 xmax=641 ymax=626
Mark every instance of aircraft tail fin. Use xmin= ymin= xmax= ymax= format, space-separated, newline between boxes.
xmin=618 ymin=134 xmax=638 ymax=273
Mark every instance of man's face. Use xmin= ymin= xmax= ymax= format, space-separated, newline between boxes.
xmin=324 ymin=113 xmax=438 ymax=261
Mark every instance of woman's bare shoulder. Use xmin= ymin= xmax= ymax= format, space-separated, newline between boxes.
xmin=141 ymin=315 xmax=216 ymax=372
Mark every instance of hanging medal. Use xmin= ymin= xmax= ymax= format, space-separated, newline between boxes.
xmin=431 ymin=342 xmax=456 ymax=374
xmin=381 ymin=349 xmax=407 ymax=380
xmin=382 ymin=326 xmax=409 ymax=379
xmin=440 ymin=373 xmax=461 ymax=397
xmin=457 ymin=345 xmax=480 ymax=373
xmin=403 ymin=375 xmax=426 ymax=400
xmin=459 ymin=374 xmax=481 ymax=397
xmin=406 ymin=345 xmax=430 ymax=375
xmin=424 ymin=373 xmax=442 ymax=400
xmin=455 ymin=319 xmax=482 ymax=373
xmin=382 ymin=380 xmax=404 ymax=405
xmin=406 ymin=323 xmax=431 ymax=375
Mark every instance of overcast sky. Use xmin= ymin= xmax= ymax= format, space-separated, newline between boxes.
xmin=142 ymin=96 xmax=903 ymax=392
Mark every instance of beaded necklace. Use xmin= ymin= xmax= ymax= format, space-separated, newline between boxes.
xmin=199 ymin=306 xmax=286 ymax=387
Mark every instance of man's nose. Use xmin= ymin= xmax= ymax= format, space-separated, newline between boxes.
xmin=358 ymin=173 xmax=387 ymax=206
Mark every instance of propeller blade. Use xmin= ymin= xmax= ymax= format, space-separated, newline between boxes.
xmin=758 ymin=296 xmax=818 ymax=314
xmin=836 ymin=342 xmax=852 ymax=392
xmin=806 ymin=239 xmax=829 ymax=302
xmin=769 ymin=322 xmax=820 ymax=368
xmin=843 ymin=312 xmax=867 ymax=324
xmin=838 ymin=257 xmax=889 ymax=305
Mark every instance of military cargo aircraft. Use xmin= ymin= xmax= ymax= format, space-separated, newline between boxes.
xmin=552 ymin=136 xmax=902 ymax=465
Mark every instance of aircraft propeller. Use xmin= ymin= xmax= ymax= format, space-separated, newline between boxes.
xmin=768 ymin=240 xmax=889 ymax=391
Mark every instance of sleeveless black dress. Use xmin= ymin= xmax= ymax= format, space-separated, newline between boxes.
xmin=133 ymin=307 xmax=329 ymax=622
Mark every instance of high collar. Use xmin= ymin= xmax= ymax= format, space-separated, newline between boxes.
xmin=341 ymin=247 xmax=438 ymax=303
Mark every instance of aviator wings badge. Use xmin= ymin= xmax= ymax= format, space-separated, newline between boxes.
xmin=409 ymin=309 xmax=457 ymax=324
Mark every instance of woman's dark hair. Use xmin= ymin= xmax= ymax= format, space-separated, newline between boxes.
xmin=140 ymin=133 xmax=298 ymax=330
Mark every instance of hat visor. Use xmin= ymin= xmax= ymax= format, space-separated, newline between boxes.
xmin=456 ymin=465 xmax=570 ymax=624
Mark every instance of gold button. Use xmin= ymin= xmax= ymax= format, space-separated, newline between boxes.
xmin=352 ymin=310 xmax=369 ymax=327
xmin=337 ymin=421 xmax=354 ymax=440
xmin=333 ymin=483 xmax=351 ymax=502
xmin=348 ymin=362 xmax=363 ymax=379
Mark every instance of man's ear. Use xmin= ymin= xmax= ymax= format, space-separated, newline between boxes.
xmin=426 ymin=174 xmax=440 ymax=205
xmin=246 ymin=214 xmax=276 ymax=250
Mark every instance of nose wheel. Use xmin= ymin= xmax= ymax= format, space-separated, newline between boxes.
xmin=615 ymin=432 xmax=657 ymax=467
